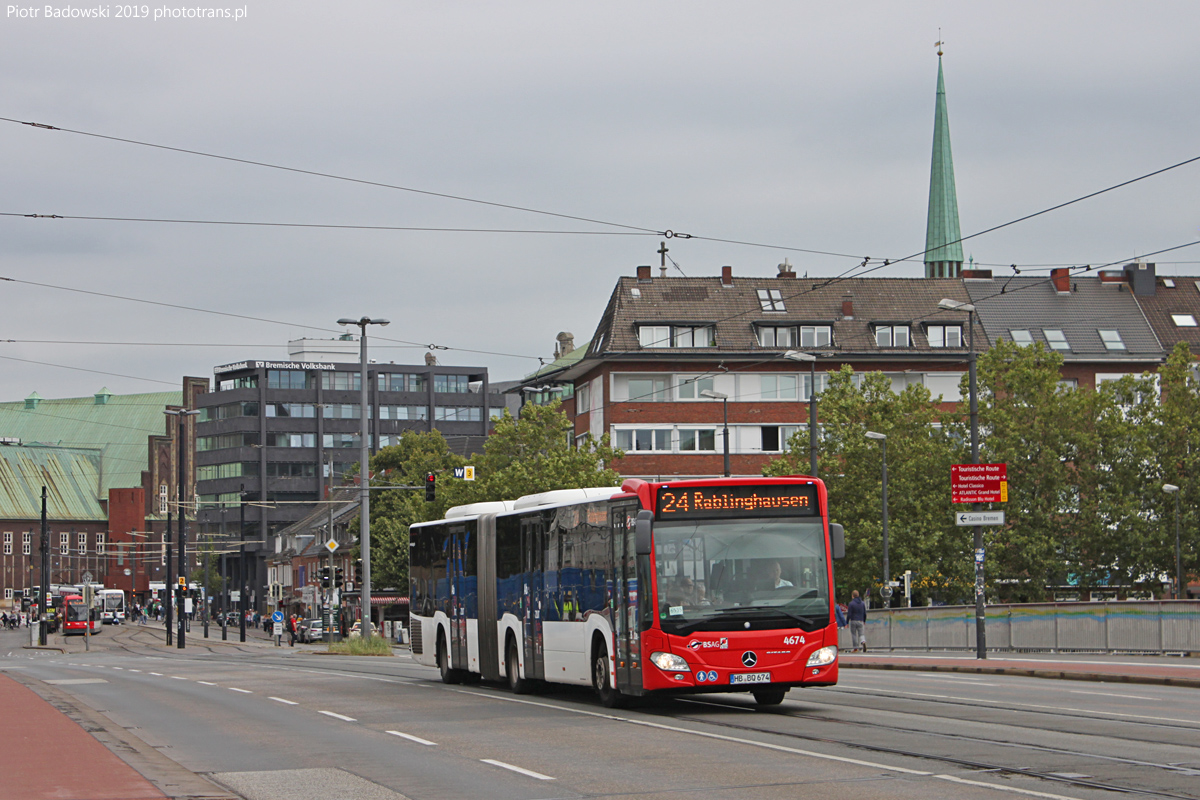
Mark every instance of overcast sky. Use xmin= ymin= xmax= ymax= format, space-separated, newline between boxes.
xmin=2 ymin=1 xmax=1198 ymax=400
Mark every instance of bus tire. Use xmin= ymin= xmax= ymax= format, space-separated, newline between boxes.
xmin=506 ymin=637 xmax=531 ymax=694
xmin=593 ymin=649 xmax=623 ymax=708
xmin=437 ymin=632 xmax=463 ymax=685
xmin=753 ymin=688 xmax=787 ymax=706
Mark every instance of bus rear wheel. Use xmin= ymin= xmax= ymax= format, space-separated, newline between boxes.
xmin=593 ymin=651 xmax=623 ymax=708
xmin=506 ymin=638 xmax=531 ymax=694
xmin=753 ymin=688 xmax=787 ymax=706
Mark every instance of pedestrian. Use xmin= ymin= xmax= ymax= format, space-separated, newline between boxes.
xmin=834 ymin=600 xmax=847 ymax=629
xmin=848 ymin=590 xmax=867 ymax=652
xmin=288 ymin=614 xmax=296 ymax=647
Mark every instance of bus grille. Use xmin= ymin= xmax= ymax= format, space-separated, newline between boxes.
xmin=411 ymin=621 xmax=423 ymax=655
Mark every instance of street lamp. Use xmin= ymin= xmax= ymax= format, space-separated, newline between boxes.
xmin=783 ymin=350 xmax=818 ymax=477
xmin=165 ymin=408 xmax=200 ymax=649
xmin=1163 ymin=484 xmax=1183 ymax=600
xmin=700 ymin=389 xmax=730 ymax=477
xmin=338 ymin=316 xmax=390 ymax=637
xmin=938 ymin=297 xmax=986 ymax=659
xmin=239 ymin=483 xmax=247 ymax=643
xmin=865 ymin=432 xmax=889 ymax=606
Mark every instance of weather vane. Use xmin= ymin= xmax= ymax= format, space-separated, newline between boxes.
xmin=936 ymin=29 xmax=944 ymax=57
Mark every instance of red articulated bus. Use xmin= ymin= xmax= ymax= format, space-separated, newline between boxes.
xmin=409 ymin=476 xmax=844 ymax=707
xmin=61 ymin=594 xmax=101 ymax=635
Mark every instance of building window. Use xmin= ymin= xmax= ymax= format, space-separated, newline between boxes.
xmin=757 ymin=326 xmax=796 ymax=347
xmin=761 ymin=425 xmax=801 ymax=452
xmin=434 ymin=375 xmax=470 ymax=393
xmin=435 ymin=406 xmax=482 ymax=422
xmin=267 ymin=403 xmax=316 ymax=418
xmin=197 ymin=492 xmax=243 ymax=508
xmin=377 ymin=373 xmax=427 ymax=392
xmin=678 ymin=429 xmax=716 ymax=452
xmin=760 ymin=374 xmax=798 ymax=400
xmin=78 ymin=532 xmax=86 ymax=555
xmin=269 ymin=433 xmax=316 ymax=448
xmin=268 ymin=370 xmax=314 ymax=390
xmin=624 ymin=376 xmax=670 ymax=402
xmin=614 ymin=428 xmax=672 ymax=452
xmin=800 ymin=326 xmax=832 ymax=348
xmin=1171 ymin=314 xmax=1197 ymax=327
xmin=378 ymin=405 xmax=428 ymax=421
xmin=3 ymin=588 xmax=11 ymax=601
xmin=22 ymin=532 xmax=30 ymax=556
xmin=575 ymin=383 xmax=590 ymax=413
xmin=2 ymin=532 xmax=10 ymax=556
xmin=1010 ymin=329 xmax=1034 ymax=345
xmin=96 ymin=533 xmax=105 ymax=555
xmin=1043 ymin=329 xmax=1070 ymax=351
xmin=218 ymin=374 xmax=258 ymax=391
xmin=320 ymin=404 xmax=360 ymax=419
xmin=757 ymin=289 xmax=786 ymax=311
xmin=638 ymin=325 xmax=715 ymax=348
xmin=800 ymin=374 xmax=829 ymax=401
xmin=197 ymin=462 xmax=258 ymax=481
xmin=1098 ymin=330 xmax=1126 ymax=351
xmin=266 ymin=462 xmax=317 ymax=478
xmin=198 ymin=432 xmax=260 ymax=451
xmin=322 ymin=433 xmax=360 ymax=449
xmin=320 ymin=371 xmax=361 ymax=391
xmin=676 ymin=376 xmax=715 ymax=400
xmin=875 ymin=325 xmax=910 ymax=347
xmin=60 ymin=532 xmax=69 ymax=555
xmin=201 ymin=402 xmax=258 ymax=422
xmin=1058 ymin=378 xmax=1079 ymax=390
xmin=926 ymin=325 xmax=963 ymax=348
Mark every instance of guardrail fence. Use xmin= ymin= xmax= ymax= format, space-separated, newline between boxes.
xmin=838 ymin=600 xmax=1200 ymax=654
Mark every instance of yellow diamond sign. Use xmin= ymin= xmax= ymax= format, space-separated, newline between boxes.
xmin=325 ymin=539 xmax=339 ymax=553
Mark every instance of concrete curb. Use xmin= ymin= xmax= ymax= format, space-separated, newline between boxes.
xmin=841 ymin=661 xmax=1200 ymax=689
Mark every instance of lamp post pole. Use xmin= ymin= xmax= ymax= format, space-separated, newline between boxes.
xmin=700 ymin=389 xmax=730 ymax=477
xmin=866 ymin=432 xmax=888 ymax=606
xmin=239 ymin=484 xmax=247 ymax=643
xmin=1164 ymin=484 xmax=1183 ymax=599
xmin=783 ymin=351 xmax=819 ymax=477
xmin=338 ymin=316 xmax=390 ymax=636
xmin=166 ymin=408 xmax=199 ymax=649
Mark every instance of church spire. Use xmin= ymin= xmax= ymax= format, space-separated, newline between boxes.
xmin=924 ymin=52 xmax=964 ymax=278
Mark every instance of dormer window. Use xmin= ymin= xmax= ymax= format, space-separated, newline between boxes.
xmin=638 ymin=324 xmax=715 ymax=348
xmin=1043 ymin=329 xmax=1070 ymax=351
xmin=926 ymin=324 xmax=962 ymax=348
xmin=757 ymin=289 xmax=785 ymax=311
xmin=875 ymin=325 xmax=910 ymax=347
xmin=1098 ymin=329 xmax=1126 ymax=350
xmin=757 ymin=326 xmax=796 ymax=347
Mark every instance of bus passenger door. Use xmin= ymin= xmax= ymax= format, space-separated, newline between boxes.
xmin=610 ymin=504 xmax=643 ymax=695
xmin=448 ymin=529 xmax=470 ymax=670
xmin=521 ymin=517 xmax=545 ymax=681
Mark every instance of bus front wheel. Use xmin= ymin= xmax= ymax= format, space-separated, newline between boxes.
xmin=506 ymin=638 xmax=531 ymax=694
xmin=753 ymin=688 xmax=787 ymax=706
xmin=593 ymin=651 xmax=623 ymax=708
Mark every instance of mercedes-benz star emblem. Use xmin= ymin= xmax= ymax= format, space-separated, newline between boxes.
xmin=741 ymin=651 xmax=758 ymax=668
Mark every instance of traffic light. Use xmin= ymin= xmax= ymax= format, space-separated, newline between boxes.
xmin=334 ymin=567 xmax=344 ymax=588
xmin=425 ymin=471 xmax=436 ymax=502
xmin=355 ymin=559 xmax=363 ymax=584
xmin=320 ymin=566 xmax=331 ymax=589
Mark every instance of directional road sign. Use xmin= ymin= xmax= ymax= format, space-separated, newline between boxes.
xmin=951 ymin=463 xmax=1008 ymax=503
xmin=272 ymin=610 xmax=284 ymax=624
xmin=956 ymin=511 xmax=1005 ymax=526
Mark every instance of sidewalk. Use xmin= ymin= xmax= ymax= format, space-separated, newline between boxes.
xmin=839 ymin=650 xmax=1200 ymax=688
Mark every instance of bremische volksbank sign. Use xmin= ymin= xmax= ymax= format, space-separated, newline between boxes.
xmin=214 ymin=361 xmax=336 ymax=374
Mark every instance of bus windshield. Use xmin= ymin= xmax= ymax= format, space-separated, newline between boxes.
xmin=654 ymin=518 xmax=829 ymax=634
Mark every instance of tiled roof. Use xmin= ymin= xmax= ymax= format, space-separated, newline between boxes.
xmin=0 ymin=391 xmax=181 ymax=498
xmin=0 ymin=445 xmax=106 ymax=521
xmin=522 ymin=339 xmax=592 ymax=383
xmin=964 ymin=276 xmax=1162 ymax=360
xmin=1134 ymin=277 xmax=1200 ymax=355
xmin=584 ymin=275 xmax=985 ymax=360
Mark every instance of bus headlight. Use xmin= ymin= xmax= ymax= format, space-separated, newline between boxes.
xmin=649 ymin=652 xmax=691 ymax=672
xmin=806 ymin=646 xmax=837 ymax=667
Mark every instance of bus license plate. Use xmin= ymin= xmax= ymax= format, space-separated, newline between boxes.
xmin=729 ymin=672 xmax=771 ymax=685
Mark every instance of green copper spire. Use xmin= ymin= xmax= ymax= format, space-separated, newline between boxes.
xmin=924 ymin=55 xmax=964 ymax=278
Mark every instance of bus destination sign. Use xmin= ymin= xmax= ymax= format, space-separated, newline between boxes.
xmin=656 ymin=484 xmax=819 ymax=520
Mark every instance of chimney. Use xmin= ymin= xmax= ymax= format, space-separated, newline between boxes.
xmin=841 ymin=294 xmax=854 ymax=319
xmin=636 ymin=265 xmax=652 ymax=282
xmin=961 ymin=268 xmax=992 ymax=280
xmin=721 ymin=265 xmax=733 ymax=287
xmin=1051 ymin=268 xmax=1070 ymax=294
xmin=1125 ymin=261 xmax=1157 ymax=296
xmin=777 ymin=259 xmax=796 ymax=278
xmin=555 ymin=331 xmax=575 ymax=359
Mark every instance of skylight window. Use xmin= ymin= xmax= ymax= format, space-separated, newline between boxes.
xmin=1010 ymin=330 xmax=1033 ymax=345
xmin=757 ymin=289 xmax=785 ymax=311
xmin=1042 ymin=329 xmax=1070 ymax=351
xmin=1171 ymin=314 xmax=1197 ymax=327
xmin=1098 ymin=330 xmax=1126 ymax=350
xmin=1163 ymin=279 xmax=1176 ymax=288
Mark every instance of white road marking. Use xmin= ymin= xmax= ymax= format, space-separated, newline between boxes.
xmin=198 ymin=681 xmax=216 ymax=686
xmin=229 ymin=687 xmax=253 ymax=693
xmin=386 ymin=730 xmax=436 ymax=746
xmin=481 ymin=759 xmax=554 ymax=781
xmin=171 ymin=676 xmax=188 ymax=680
xmin=111 ymin=666 xmax=123 ymax=670
xmin=319 ymin=710 xmax=356 ymax=722
xmin=459 ymin=690 xmax=931 ymax=776
xmin=128 ymin=669 xmax=141 ymax=672
xmin=934 ymin=773 xmax=1085 ymax=800
xmin=270 ymin=696 xmax=298 ymax=705
xmin=45 ymin=678 xmax=108 ymax=685
xmin=1069 ymin=689 xmax=1156 ymax=701
xmin=149 ymin=672 xmax=163 ymax=676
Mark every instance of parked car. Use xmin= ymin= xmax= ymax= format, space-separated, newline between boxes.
xmin=302 ymin=618 xmax=324 ymax=643
xmin=348 ymin=621 xmax=376 ymax=638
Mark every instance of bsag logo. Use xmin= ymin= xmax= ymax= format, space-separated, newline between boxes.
xmin=687 ymin=638 xmax=729 ymax=651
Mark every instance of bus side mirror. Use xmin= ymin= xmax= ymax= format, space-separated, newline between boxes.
xmin=829 ymin=523 xmax=845 ymax=560
xmin=634 ymin=510 xmax=653 ymax=555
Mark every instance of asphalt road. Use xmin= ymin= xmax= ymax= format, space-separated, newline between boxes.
xmin=3 ymin=624 xmax=1199 ymax=800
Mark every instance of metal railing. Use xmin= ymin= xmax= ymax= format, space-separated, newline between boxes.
xmin=839 ymin=600 xmax=1200 ymax=654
